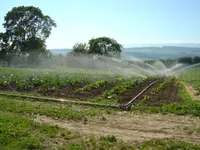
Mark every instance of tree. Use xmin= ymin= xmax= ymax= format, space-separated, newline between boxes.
xmin=72 ymin=42 xmax=88 ymax=54
xmin=88 ymin=37 xmax=123 ymax=57
xmin=0 ymin=32 xmax=16 ymax=66
xmin=1 ymin=6 xmax=56 ymax=65
xmin=193 ymin=56 xmax=200 ymax=64
xmin=178 ymin=57 xmax=193 ymax=64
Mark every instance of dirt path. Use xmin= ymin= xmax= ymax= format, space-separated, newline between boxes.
xmin=184 ymin=83 xmax=200 ymax=100
xmin=33 ymin=112 xmax=200 ymax=144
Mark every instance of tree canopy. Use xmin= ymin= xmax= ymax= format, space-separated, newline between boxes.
xmin=88 ymin=37 xmax=123 ymax=57
xmin=72 ymin=42 xmax=88 ymax=54
xmin=0 ymin=6 xmax=56 ymax=66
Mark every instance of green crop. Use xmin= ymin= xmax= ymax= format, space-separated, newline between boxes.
xmin=179 ymin=68 xmax=200 ymax=95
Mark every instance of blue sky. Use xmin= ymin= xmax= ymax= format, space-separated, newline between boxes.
xmin=0 ymin=0 xmax=200 ymax=48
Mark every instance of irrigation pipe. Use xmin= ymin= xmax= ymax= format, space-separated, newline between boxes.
xmin=0 ymin=92 xmax=119 ymax=108
xmin=0 ymin=79 xmax=159 ymax=110
xmin=119 ymin=80 xmax=158 ymax=110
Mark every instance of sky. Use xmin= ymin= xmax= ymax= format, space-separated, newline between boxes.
xmin=0 ymin=0 xmax=200 ymax=49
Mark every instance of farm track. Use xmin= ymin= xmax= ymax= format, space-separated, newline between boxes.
xmin=34 ymin=112 xmax=200 ymax=144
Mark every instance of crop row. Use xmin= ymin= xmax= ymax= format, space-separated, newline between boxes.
xmin=103 ymin=77 xmax=145 ymax=99
xmin=0 ymin=68 xmax=126 ymax=92
xmin=75 ymin=77 xmax=128 ymax=94
xmin=150 ymin=77 xmax=172 ymax=94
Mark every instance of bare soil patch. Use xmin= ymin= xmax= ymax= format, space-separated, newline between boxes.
xmin=33 ymin=112 xmax=200 ymax=144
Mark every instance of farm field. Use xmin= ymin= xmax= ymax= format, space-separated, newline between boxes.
xmin=0 ymin=67 xmax=183 ymax=106
xmin=1 ymin=67 xmax=200 ymax=149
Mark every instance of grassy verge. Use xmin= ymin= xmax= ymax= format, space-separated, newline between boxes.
xmin=133 ymin=81 xmax=200 ymax=116
xmin=0 ymin=90 xmax=119 ymax=105
xmin=1 ymin=111 xmax=200 ymax=150
xmin=0 ymin=95 xmax=116 ymax=121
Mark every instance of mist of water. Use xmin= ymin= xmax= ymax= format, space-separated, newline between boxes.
xmin=38 ymin=54 xmax=200 ymax=78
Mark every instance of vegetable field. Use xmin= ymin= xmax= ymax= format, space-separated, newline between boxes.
xmin=1 ymin=67 xmax=200 ymax=150
xmin=0 ymin=67 xmax=182 ymax=106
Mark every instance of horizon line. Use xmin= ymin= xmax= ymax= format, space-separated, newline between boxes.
xmin=48 ymin=42 xmax=200 ymax=49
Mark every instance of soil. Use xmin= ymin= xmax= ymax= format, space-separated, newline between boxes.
xmin=40 ymin=83 xmax=84 ymax=98
xmin=137 ymin=79 xmax=182 ymax=106
xmin=142 ymin=79 xmax=181 ymax=106
xmin=0 ymin=85 xmax=18 ymax=91
xmin=33 ymin=112 xmax=200 ymax=144
xmin=119 ymin=78 xmax=181 ymax=106
xmin=118 ymin=79 xmax=162 ymax=104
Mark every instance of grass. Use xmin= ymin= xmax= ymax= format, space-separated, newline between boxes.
xmin=0 ymin=95 xmax=116 ymax=121
xmin=1 ymin=111 xmax=200 ymax=150
xmin=0 ymin=111 xmax=44 ymax=150
xmin=135 ymin=139 xmax=200 ymax=150
xmin=179 ymin=68 xmax=200 ymax=95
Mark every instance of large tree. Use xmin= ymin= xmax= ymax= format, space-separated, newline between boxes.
xmin=0 ymin=32 xmax=15 ymax=66
xmin=0 ymin=6 xmax=56 ymax=65
xmin=88 ymin=37 xmax=123 ymax=57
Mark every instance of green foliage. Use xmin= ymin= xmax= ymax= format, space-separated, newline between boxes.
xmin=103 ymin=78 xmax=143 ymax=99
xmin=134 ymin=82 xmax=200 ymax=116
xmin=72 ymin=42 xmax=88 ymax=54
xmin=0 ymin=112 xmax=42 ymax=150
xmin=0 ymin=68 xmax=124 ymax=92
xmin=0 ymin=95 xmax=116 ymax=120
xmin=150 ymin=77 xmax=172 ymax=94
xmin=100 ymin=135 xmax=117 ymax=143
xmin=88 ymin=37 xmax=123 ymax=57
xmin=65 ymin=143 xmax=85 ymax=150
xmin=193 ymin=56 xmax=200 ymax=64
xmin=76 ymin=78 xmax=124 ymax=94
xmin=179 ymin=68 xmax=200 ymax=95
xmin=136 ymin=139 xmax=200 ymax=150
xmin=3 ymin=6 xmax=56 ymax=41
xmin=0 ymin=99 xmax=85 ymax=120
xmin=1 ymin=105 xmax=200 ymax=149
xmin=178 ymin=57 xmax=193 ymax=64
xmin=0 ymin=33 xmax=15 ymax=66
xmin=76 ymin=80 xmax=108 ymax=93
xmin=0 ymin=6 xmax=56 ymax=65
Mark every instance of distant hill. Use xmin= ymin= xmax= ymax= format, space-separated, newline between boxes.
xmin=50 ymin=49 xmax=71 ymax=55
xmin=122 ymin=46 xmax=200 ymax=60
xmin=50 ymin=45 xmax=200 ymax=60
xmin=124 ymin=43 xmax=200 ymax=48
